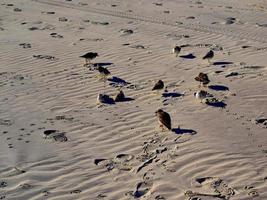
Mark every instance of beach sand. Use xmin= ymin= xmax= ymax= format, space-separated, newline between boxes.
xmin=0 ymin=0 xmax=267 ymax=199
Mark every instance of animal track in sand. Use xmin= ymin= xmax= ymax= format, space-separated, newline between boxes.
xmin=70 ymin=189 xmax=82 ymax=194
xmin=19 ymin=43 xmax=31 ymax=48
xmin=13 ymin=8 xmax=22 ymax=12
xmin=244 ymin=185 xmax=259 ymax=198
xmin=19 ymin=183 xmax=33 ymax=189
xmin=50 ymin=32 xmax=63 ymax=38
xmin=0 ymin=181 xmax=7 ymax=188
xmin=94 ymin=154 xmax=135 ymax=172
xmin=33 ymin=55 xmax=58 ymax=61
xmin=43 ymin=130 xmax=68 ymax=142
xmin=187 ymin=177 xmax=236 ymax=199
xmin=0 ymin=119 xmax=14 ymax=126
xmin=59 ymin=17 xmax=68 ymax=22
xmin=125 ymin=181 xmax=153 ymax=198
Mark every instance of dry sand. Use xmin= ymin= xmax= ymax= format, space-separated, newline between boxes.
xmin=0 ymin=0 xmax=267 ymax=199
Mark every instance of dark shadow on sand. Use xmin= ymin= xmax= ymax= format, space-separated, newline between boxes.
xmin=179 ymin=53 xmax=196 ymax=59
xmin=208 ymin=85 xmax=229 ymax=91
xmin=213 ymin=61 xmax=233 ymax=66
xmin=108 ymin=76 xmax=130 ymax=86
xmin=206 ymin=101 xmax=227 ymax=108
xmin=94 ymin=62 xmax=113 ymax=67
xmin=115 ymin=97 xmax=135 ymax=102
xmin=102 ymin=97 xmax=115 ymax=105
xmin=162 ymin=92 xmax=183 ymax=98
xmin=172 ymin=128 xmax=197 ymax=135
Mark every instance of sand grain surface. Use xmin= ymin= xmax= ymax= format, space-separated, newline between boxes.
xmin=0 ymin=0 xmax=267 ymax=199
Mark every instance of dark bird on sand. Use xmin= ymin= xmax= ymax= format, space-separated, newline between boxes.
xmin=97 ymin=66 xmax=111 ymax=76
xmin=115 ymin=90 xmax=125 ymax=102
xmin=173 ymin=45 xmax=181 ymax=57
xmin=195 ymin=72 xmax=210 ymax=87
xmin=194 ymin=90 xmax=209 ymax=103
xmin=152 ymin=80 xmax=164 ymax=91
xmin=80 ymin=52 xmax=98 ymax=65
xmin=202 ymin=50 xmax=214 ymax=62
xmin=97 ymin=93 xmax=115 ymax=104
xmin=155 ymin=109 xmax=172 ymax=131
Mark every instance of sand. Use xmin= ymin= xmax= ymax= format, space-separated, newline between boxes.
xmin=0 ymin=0 xmax=267 ymax=199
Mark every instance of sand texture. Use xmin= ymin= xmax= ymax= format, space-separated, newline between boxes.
xmin=0 ymin=0 xmax=267 ymax=199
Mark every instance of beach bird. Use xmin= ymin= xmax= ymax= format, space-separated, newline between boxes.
xmin=96 ymin=66 xmax=111 ymax=85
xmin=194 ymin=90 xmax=209 ymax=103
xmin=80 ymin=52 xmax=98 ymax=65
xmin=173 ymin=45 xmax=181 ymax=57
xmin=152 ymin=80 xmax=164 ymax=91
xmin=97 ymin=66 xmax=111 ymax=76
xmin=195 ymin=72 xmax=210 ymax=87
xmin=202 ymin=50 xmax=214 ymax=63
xmin=155 ymin=109 xmax=172 ymax=131
xmin=115 ymin=90 xmax=125 ymax=102
xmin=97 ymin=93 xmax=114 ymax=104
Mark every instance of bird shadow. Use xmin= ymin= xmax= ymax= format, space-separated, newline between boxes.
xmin=212 ymin=61 xmax=233 ymax=66
xmin=101 ymin=97 xmax=115 ymax=105
xmin=108 ymin=76 xmax=130 ymax=86
xmin=172 ymin=128 xmax=197 ymax=135
xmin=179 ymin=53 xmax=196 ymax=59
xmin=208 ymin=84 xmax=229 ymax=91
xmin=162 ymin=92 xmax=184 ymax=98
xmin=243 ymin=65 xmax=265 ymax=70
xmin=206 ymin=101 xmax=227 ymax=108
xmin=115 ymin=97 xmax=135 ymax=102
xmin=95 ymin=62 xmax=113 ymax=67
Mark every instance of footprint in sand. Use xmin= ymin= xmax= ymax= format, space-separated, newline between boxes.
xmin=13 ymin=8 xmax=22 ymax=12
xmin=28 ymin=27 xmax=39 ymax=31
xmin=0 ymin=181 xmax=7 ymax=188
xmin=143 ymin=170 xmax=156 ymax=181
xmin=43 ymin=130 xmax=68 ymax=142
xmin=0 ymin=119 xmax=14 ymax=126
xmin=78 ymin=2 xmax=88 ymax=6
xmin=96 ymin=194 xmax=107 ymax=199
xmin=133 ymin=181 xmax=153 ymax=198
xmin=248 ymin=189 xmax=259 ymax=197
xmin=59 ymin=17 xmax=68 ymax=22
xmin=19 ymin=43 xmax=31 ymax=48
xmin=155 ymin=195 xmax=166 ymax=199
xmin=125 ymin=181 xmax=153 ymax=198
xmin=186 ymin=177 xmax=235 ymax=199
xmin=20 ymin=183 xmax=32 ymax=189
xmin=119 ymin=29 xmax=134 ymax=36
xmin=33 ymin=55 xmax=57 ymax=61
xmin=42 ymin=11 xmax=55 ymax=15
xmin=94 ymin=154 xmax=134 ymax=172
xmin=244 ymin=185 xmax=259 ymax=198
xmin=42 ymin=190 xmax=51 ymax=196
xmin=70 ymin=189 xmax=82 ymax=194
xmin=253 ymin=117 xmax=267 ymax=128
xmin=50 ymin=33 xmax=63 ymax=38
